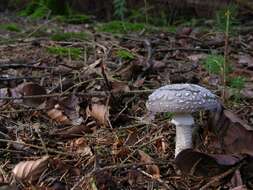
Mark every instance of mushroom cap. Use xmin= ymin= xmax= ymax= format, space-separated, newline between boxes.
xmin=146 ymin=84 xmax=219 ymax=113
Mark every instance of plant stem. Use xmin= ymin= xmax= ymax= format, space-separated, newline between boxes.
xmin=222 ymin=9 xmax=230 ymax=101
xmin=144 ymin=0 xmax=148 ymax=24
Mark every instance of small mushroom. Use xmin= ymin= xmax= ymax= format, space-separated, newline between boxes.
xmin=146 ymin=83 xmax=220 ymax=157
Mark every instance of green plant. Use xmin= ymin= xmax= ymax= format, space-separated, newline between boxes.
xmin=56 ymin=14 xmax=91 ymax=24
xmin=0 ymin=23 xmax=21 ymax=32
xmin=46 ymin=46 xmax=83 ymax=60
xmin=116 ymin=49 xmax=135 ymax=61
xmin=215 ymin=4 xmax=238 ymax=33
xmin=97 ymin=21 xmax=147 ymax=34
xmin=228 ymin=76 xmax=245 ymax=90
xmin=19 ymin=0 xmax=70 ymax=19
xmin=228 ymin=76 xmax=246 ymax=102
xmin=19 ymin=0 xmax=49 ymax=19
xmin=113 ymin=0 xmax=127 ymax=20
xmin=164 ymin=112 xmax=174 ymax=120
xmin=51 ymin=32 xmax=89 ymax=41
xmin=202 ymin=54 xmax=226 ymax=75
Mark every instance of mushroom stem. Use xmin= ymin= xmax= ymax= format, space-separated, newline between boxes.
xmin=171 ymin=113 xmax=194 ymax=157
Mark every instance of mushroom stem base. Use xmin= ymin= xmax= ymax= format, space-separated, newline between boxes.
xmin=172 ymin=114 xmax=194 ymax=157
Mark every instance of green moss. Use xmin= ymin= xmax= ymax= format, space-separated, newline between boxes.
xmin=116 ymin=49 xmax=135 ymax=61
xmin=46 ymin=46 xmax=83 ymax=60
xmin=51 ymin=32 xmax=89 ymax=41
xmin=56 ymin=14 xmax=91 ymax=24
xmin=0 ymin=23 xmax=21 ymax=32
xmin=97 ymin=21 xmax=147 ymax=34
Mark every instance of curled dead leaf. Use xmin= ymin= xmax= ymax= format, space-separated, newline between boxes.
xmin=0 ymin=88 xmax=9 ymax=107
xmin=46 ymin=96 xmax=83 ymax=126
xmin=86 ymin=104 xmax=110 ymax=127
xmin=209 ymin=108 xmax=253 ymax=155
xmin=0 ymin=184 xmax=17 ymax=190
xmin=12 ymin=155 xmax=49 ymax=182
xmin=112 ymin=138 xmax=130 ymax=158
xmin=60 ymin=95 xmax=83 ymax=126
xmin=70 ymin=137 xmax=93 ymax=156
xmin=11 ymin=82 xmax=46 ymax=107
xmin=138 ymin=150 xmax=160 ymax=179
xmin=51 ymin=124 xmax=93 ymax=139
xmin=47 ymin=104 xmax=71 ymax=125
xmin=175 ymin=149 xmax=239 ymax=177
xmin=111 ymin=81 xmax=130 ymax=94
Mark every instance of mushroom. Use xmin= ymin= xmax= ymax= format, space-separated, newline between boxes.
xmin=146 ymin=84 xmax=219 ymax=157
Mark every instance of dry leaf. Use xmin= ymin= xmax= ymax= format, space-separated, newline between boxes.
xmin=209 ymin=108 xmax=253 ymax=156
xmin=187 ymin=53 xmax=207 ymax=62
xmin=47 ymin=96 xmax=83 ymax=125
xmin=175 ymin=149 xmax=238 ymax=177
xmin=47 ymin=104 xmax=71 ymax=125
xmin=112 ymin=138 xmax=130 ymax=158
xmin=51 ymin=124 xmax=93 ymax=139
xmin=111 ymin=81 xmax=130 ymax=93
xmin=12 ymin=155 xmax=49 ymax=182
xmin=11 ymin=82 xmax=46 ymax=107
xmin=238 ymin=54 xmax=253 ymax=69
xmin=0 ymin=184 xmax=17 ymax=190
xmin=0 ymin=88 xmax=9 ymax=107
xmin=230 ymin=185 xmax=247 ymax=190
xmin=138 ymin=150 xmax=160 ymax=179
xmin=86 ymin=104 xmax=110 ymax=127
xmin=70 ymin=137 xmax=93 ymax=156
xmin=155 ymin=137 xmax=167 ymax=156
xmin=60 ymin=95 xmax=83 ymax=126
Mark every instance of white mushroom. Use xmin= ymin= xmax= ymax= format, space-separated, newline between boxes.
xmin=146 ymin=84 xmax=219 ymax=157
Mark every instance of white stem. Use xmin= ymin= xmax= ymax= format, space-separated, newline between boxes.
xmin=175 ymin=124 xmax=193 ymax=156
xmin=171 ymin=114 xmax=194 ymax=157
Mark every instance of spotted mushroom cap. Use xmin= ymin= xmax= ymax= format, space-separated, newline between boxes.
xmin=146 ymin=84 xmax=219 ymax=113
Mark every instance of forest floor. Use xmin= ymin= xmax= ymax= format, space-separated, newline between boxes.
xmin=0 ymin=13 xmax=253 ymax=190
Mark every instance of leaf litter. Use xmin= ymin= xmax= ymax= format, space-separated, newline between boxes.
xmin=0 ymin=14 xmax=252 ymax=190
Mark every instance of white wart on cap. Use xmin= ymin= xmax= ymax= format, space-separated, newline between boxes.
xmin=146 ymin=83 xmax=219 ymax=156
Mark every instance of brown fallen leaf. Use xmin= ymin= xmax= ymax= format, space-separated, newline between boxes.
xmin=175 ymin=149 xmax=231 ymax=177
xmin=12 ymin=155 xmax=49 ymax=182
xmin=238 ymin=54 xmax=253 ymax=69
xmin=0 ymin=88 xmax=9 ymax=107
xmin=241 ymin=82 xmax=253 ymax=99
xmin=176 ymin=27 xmax=192 ymax=38
xmin=175 ymin=149 xmax=248 ymax=189
xmin=138 ymin=150 xmax=160 ymax=179
xmin=208 ymin=108 xmax=253 ymax=155
xmin=60 ymin=95 xmax=83 ymax=126
xmin=94 ymin=171 xmax=117 ymax=190
xmin=187 ymin=53 xmax=207 ymax=63
xmin=69 ymin=137 xmax=93 ymax=156
xmin=51 ymin=124 xmax=93 ymax=139
xmin=47 ymin=104 xmax=71 ymax=125
xmin=11 ymin=82 xmax=46 ymax=107
xmin=0 ymin=184 xmax=17 ymax=190
xmin=86 ymin=104 xmax=110 ymax=127
xmin=112 ymin=138 xmax=130 ymax=159
xmin=155 ymin=137 xmax=167 ymax=156
xmin=230 ymin=185 xmax=247 ymax=190
xmin=46 ymin=95 xmax=83 ymax=126
xmin=111 ymin=81 xmax=130 ymax=94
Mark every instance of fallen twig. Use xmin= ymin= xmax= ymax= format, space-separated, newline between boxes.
xmin=0 ymin=89 xmax=153 ymax=100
